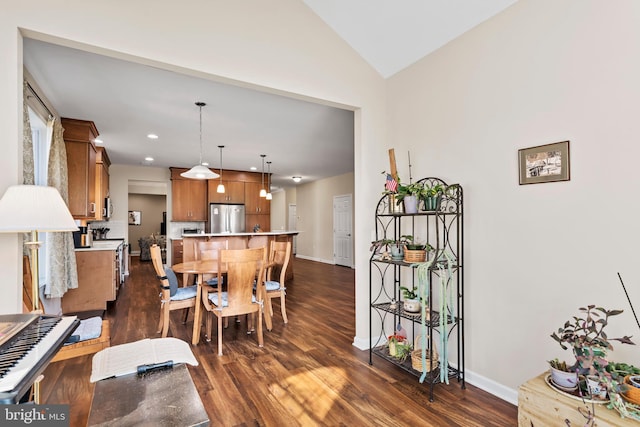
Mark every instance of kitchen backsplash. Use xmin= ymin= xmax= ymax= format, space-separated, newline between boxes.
xmin=89 ymin=220 xmax=126 ymax=239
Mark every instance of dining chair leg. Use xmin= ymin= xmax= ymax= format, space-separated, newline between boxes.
xmin=257 ymin=308 xmax=264 ymax=348
xmin=161 ymin=308 xmax=170 ymax=338
xmin=280 ymin=294 xmax=288 ymax=324
xmin=217 ymin=315 xmax=224 ymax=356
xmin=206 ymin=312 xmax=213 ymax=342
xmin=156 ymin=305 xmax=164 ymax=334
xmin=182 ymin=308 xmax=189 ymax=324
xmin=267 ymin=297 xmax=274 ymax=317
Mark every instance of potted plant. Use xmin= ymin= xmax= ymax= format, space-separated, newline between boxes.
xmin=402 ymin=235 xmax=433 ymax=263
xmin=400 ymin=285 xmax=421 ymax=313
xmin=550 ymin=305 xmax=635 ymax=396
xmin=394 ymin=182 xmax=424 ymax=214
xmin=370 ymin=237 xmax=412 ymax=261
xmin=420 ymin=183 xmax=445 ymax=211
xmin=388 ymin=334 xmax=411 ymax=361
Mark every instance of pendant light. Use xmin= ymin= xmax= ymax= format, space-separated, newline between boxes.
xmin=216 ymin=145 xmax=225 ymax=193
xmin=266 ymin=161 xmax=273 ymax=200
xmin=259 ymin=154 xmax=267 ymax=197
xmin=181 ymin=102 xmax=219 ymax=180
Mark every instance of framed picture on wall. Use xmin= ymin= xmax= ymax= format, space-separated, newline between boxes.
xmin=518 ymin=140 xmax=570 ymax=185
xmin=128 ymin=210 xmax=141 ymax=225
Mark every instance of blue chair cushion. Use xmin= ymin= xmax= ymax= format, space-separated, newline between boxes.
xmin=208 ymin=292 xmax=257 ymax=307
xmin=205 ymin=277 xmax=223 ymax=287
xmin=265 ymin=280 xmax=283 ymax=291
xmin=171 ymin=285 xmax=197 ymax=301
xmin=164 ymin=266 xmax=179 ymax=297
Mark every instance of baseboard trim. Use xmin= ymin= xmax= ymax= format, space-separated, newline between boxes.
xmin=351 ymin=337 xmax=519 ymax=406
xmin=295 ymin=254 xmax=334 ymax=265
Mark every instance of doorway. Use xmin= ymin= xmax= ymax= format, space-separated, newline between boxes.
xmin=333 ymin=194 xmax=353 ymax=267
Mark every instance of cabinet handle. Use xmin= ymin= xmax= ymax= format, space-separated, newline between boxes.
xmin=90 ymin=202 xmax=96 ymax=214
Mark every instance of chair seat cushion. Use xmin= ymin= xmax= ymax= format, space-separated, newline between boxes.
xmin=265 ymin=280 xmax=284 ymax=291
xmin=208 ymin=292 xmax=258 ymax=307
xmin=170 ymin=285 xmax=197 ymax=301
xmin=205 ymin=277 xmax=223 ymax=287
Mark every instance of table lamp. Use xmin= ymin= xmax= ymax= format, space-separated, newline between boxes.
xmin=0 ymin=185 xmax=78 ymax=311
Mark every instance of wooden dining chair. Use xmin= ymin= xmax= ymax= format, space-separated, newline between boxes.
xmin=263 ymin=241 xmax=292 ymax=325
xmin=196 ymin=240 xmax=228 ymax=287
xmin=201 ymin=247 xmax=266 ymax=356
xmin=150 ymin=244 xmax=197 ymax=338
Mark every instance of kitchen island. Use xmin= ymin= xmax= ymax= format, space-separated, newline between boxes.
xmin=180 ymin=231 xmax=299 ymax=282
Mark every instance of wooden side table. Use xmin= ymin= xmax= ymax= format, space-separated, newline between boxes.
xmin=88 ymin=364 xmax=208 ymax=426
xmin=518 ymin=372 xmax=636 ymax=427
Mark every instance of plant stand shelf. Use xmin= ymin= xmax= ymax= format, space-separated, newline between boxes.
xmin=369 ymin=177 xmax=464 ymax=402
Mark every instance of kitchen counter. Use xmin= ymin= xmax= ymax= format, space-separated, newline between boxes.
xmin=75 ymin=239 xmax=124 ymax=251
xmin=180 ymin=231 xmax=299 ymax=238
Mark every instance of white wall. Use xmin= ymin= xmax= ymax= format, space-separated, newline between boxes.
xmin=0 ymin=0 xmax=385 ymax=362
xmin=387 ymin=0 xmax=640 ymax=402
xmin=295 ymin=172 xmax=354 ymax=263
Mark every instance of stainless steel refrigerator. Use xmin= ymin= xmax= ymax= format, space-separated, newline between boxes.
xmin=209 ymin=204 xmax=246 ymax=233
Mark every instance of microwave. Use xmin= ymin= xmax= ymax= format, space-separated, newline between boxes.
xmin=104 ymin=197 xmax=113 ymax=219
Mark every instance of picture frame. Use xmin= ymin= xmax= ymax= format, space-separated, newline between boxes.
xmin=518 ymin=140 xmax=570 ymax=185
xmin=128 ymin=210 xmax=141 ymax=225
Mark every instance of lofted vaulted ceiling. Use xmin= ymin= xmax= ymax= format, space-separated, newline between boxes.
xmin=22 ymin=1 xmax=516 ymax=189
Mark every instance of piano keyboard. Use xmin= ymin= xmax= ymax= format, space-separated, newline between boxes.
xmin=0 ymin=315 xmax=79 ymax=403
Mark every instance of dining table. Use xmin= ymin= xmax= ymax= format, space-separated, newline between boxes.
xmin=172 ymin=258 xmax=274 ymax=345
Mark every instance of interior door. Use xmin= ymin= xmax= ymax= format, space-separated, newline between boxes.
xmin=333 ymin=194 xmax=353 ymax=267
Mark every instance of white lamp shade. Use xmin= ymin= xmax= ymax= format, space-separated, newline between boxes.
xmin=180 ymin=165 xmax=220 ymax=180
xmin=259 ymin=188 xmax=267 ymax=197
xmin=216 ymin=183 xmax=225 ymax=193
xmin=266 ymin=192 xmax=272 ymax=200
xmin=0 ymin=185 xmax=78 ymax=232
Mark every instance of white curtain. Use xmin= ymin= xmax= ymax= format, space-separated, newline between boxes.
xmin=22 ymin=81 xmax=35 ymax=258
xmin=46 ymin=118 xmax=79 ymax=297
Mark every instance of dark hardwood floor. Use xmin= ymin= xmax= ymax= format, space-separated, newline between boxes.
xmin=41 ymin=256 xmax=517 ymax=426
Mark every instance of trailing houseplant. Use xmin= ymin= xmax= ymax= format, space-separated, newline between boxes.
xmin=420 ymin=183 xmax=445 ymax=211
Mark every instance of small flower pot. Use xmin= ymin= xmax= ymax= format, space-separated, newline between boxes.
xmin=403 ymin=299 xmax=421 ymax=313
xmin=549 ymin=366 xmax=578 ymax=390
xmin=403 ymin=195 xmax=418 ymax=214
xmin=586 ymin=375 xmax=607 ymax=399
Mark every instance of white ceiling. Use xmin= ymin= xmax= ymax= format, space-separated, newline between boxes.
xmin=22 ymin=1 xmax=516 ymax=189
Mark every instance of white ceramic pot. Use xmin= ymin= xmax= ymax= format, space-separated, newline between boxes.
xmin=403 ymin=195 xmax=418 ymax=214
xmin=550 ymin=366 xmax=578 ymax=390
xmin=403 ymin=299 xmax=421 ymax=313
xmin=586 ymin=375 xmax=607 ymax=399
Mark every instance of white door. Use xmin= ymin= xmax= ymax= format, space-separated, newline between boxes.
xmin=333 ymin=194 xmax=353 ymax=267
xmin=288 ymin=204 xmax=297 ymax=254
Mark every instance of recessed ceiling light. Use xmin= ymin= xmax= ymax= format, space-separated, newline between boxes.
xmin=145 ymin=157 xmax=154 ymax=162
xmin=94 ymin=138 xmax=103 ymax=144
xmin=250 ymin=166 xmax=257 ymax=171
xmin=147 ymin=134 xmax=158 ymax=140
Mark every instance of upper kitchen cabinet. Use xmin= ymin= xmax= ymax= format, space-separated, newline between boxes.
xmin=245 ymin=181 xmax=270 ymax=215
xmin=63 ymin=118 xmax=98 ymax=219
xmin=208 ymin=180 xmax=245 ymax=204
xmin=170 ymin=168 xmax=208 ymax=221
xmin=95 ymin=147 xmax=111 ymax=221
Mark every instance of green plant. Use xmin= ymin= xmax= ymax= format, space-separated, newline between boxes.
xmin=400 ymin=285 xmax=419 ymax=300
xmin=548 ymin=358 xmax=571 ymax=372
xmin=401 ymin=235 xmax=433 ymax=251
xmin=387 ymin=335 xmax=412 ymax=362
xmin=394 ymin=182 xmax=424 ymax=205
xmin=551 ymin=305 xmax=634 ymax=375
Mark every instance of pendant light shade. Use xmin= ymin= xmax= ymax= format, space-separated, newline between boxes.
xmin=266 ymin=161 xmax=273 ymax=200
xmin=259 ymin=154 xmax=267 ymax=197
xmin=216 ymin=145 xmax=225 ymax=193
xmin=181 ymin=102 xmax=219 ymax=180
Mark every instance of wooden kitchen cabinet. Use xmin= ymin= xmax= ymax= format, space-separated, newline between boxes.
xmin=170 ymin=168 xmax=207 ymax=221
xmin=244 ymin=182 xmax=270 ymax=214
xmin=208 ymin=180 xmax=245 ymax=204
xmin=245 ymin=214 xmax=270 ymax=232
xmin=95 ymin=147 xmax=110 ymax=221
xmin=63 ymin=118 xmax=98 ymax=219
xmin=62 ymin=249 xmax=117 ymax=313
xmin=171 ymin=239 xmax=184 ymax=265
